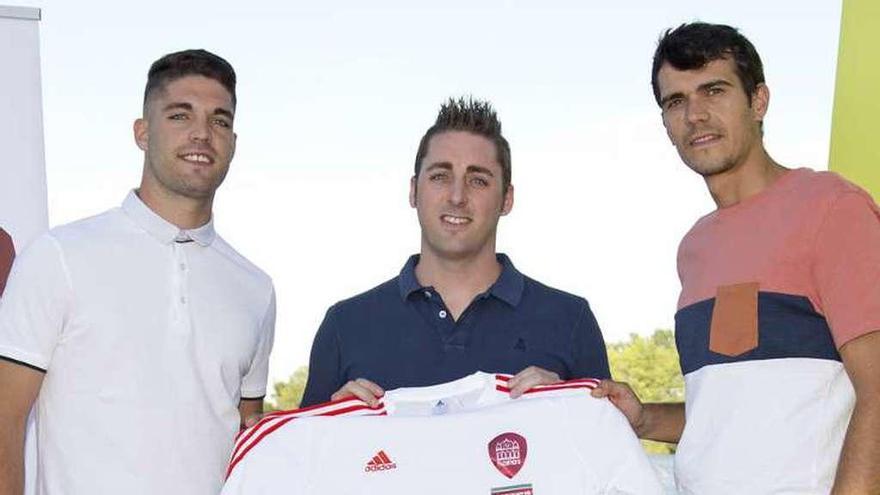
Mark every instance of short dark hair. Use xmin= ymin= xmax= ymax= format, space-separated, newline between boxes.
xmin=651 ymin=22 xmax=765 ymax=106
xmin=414 ymin=97 xmax=512 ymax=193
xmin=143 ymin=49 xmax=237 ymax=111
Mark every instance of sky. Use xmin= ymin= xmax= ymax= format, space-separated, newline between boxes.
xmin=10 ymin=0 xmax=843 ymax=387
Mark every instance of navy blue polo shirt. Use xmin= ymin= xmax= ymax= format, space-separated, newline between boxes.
xmin=300 ymin=254 xmax=610 ymax=406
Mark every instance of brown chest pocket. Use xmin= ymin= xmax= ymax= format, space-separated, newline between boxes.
xmin=709 ymin=282 xmax=759 ymax=356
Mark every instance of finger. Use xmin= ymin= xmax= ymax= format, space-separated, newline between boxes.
xmin=348 ymin=384 xmax=382 ymax=406
xmin=506 ymin=367 xmax=535 ymax=390
xmin=509 ymin=374 xmax=543 ymax=399
xmin=591 ymin=380 xmax=612 ymax=398
xmin=332 ymin=381 xmax=384 ymax=406
xmin=244 ymin=413 xmax=264 ymax=428
xmin=355 ymin=378 xmax=385 ymax=398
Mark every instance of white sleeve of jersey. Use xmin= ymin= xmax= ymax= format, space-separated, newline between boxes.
xmin=222 ymin=417 xmax=314 ymax=494
xmin=564 ymin=395 xmax=664 ymax=495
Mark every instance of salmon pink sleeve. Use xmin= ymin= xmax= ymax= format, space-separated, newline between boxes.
xmin=812 ymin=190 xmax=880 ymax=348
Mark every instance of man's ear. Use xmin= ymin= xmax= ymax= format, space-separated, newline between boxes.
xmin=409 ymin=175 xmax=417 ymax=208
xmin=751 ymin=83 xmax=770 ymax=121
xmin=501 ymin=183 xmax=514 ymax=216
xmin=134 ymin=118 xmax=149 ymax=152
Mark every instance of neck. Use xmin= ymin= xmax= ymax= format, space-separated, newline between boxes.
xmin=414 ymin=247 xmax=502 ymax=304
xmin=704 ymin=146 xmax=787 ymax=208
xmin=137 ymin=184 xmax=213 ymax=231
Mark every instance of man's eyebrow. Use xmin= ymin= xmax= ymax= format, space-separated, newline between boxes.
xmin=162 ymin=102 xmax=193 ymax=112
xmin=660 ymin=79 xmax=736 ymax=106
xmin=213 ymin=107 xmax=234 ymax=120
xmin=466 ymin=165 xmax=494 ymax=176
xmin=659 ymin=91 xmax=684 ymax=107
xmin=424 ymin=162 xmax=452 ymax=172
xmin=697 ymin=79 xmax=734 ymax=92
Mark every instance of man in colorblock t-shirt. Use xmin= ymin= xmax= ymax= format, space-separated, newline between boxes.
xmin=593 ymin=23 xmax=880 ymax=494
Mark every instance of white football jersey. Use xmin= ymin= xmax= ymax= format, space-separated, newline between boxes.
xmin=223 ymin=372 xmax=662 ymax=495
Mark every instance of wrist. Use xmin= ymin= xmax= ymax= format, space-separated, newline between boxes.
xmin=633 ymin=404 xmax=652 ymax=439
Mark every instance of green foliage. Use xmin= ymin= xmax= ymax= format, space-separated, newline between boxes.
xmin=607 ymin=329 xmax=684 ymax=454
xmin=267 ymin=366 xmax=309 ymax=412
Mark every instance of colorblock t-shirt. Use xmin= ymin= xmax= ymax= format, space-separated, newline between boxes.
xmin=673 ymin=168 xmax=880 ymax=494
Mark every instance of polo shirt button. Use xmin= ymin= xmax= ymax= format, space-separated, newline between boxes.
xmin=179 ymin=263 xmax=187 ymax=271
xmin=438 ymin=310 xmax=447 ymax=319
xmin=180 ymin=296 xmax=187 ymax=304
xmin=424 ymin=291 xmax=432 ymax=298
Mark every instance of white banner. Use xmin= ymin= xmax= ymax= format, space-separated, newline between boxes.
xmin=0 ymin=6 xmax=48 ymax=294
xmin=0 ymin=7 xmax=47 ymax=495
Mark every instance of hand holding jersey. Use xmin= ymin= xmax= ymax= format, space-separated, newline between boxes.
xmin=225 ymin=373 xmax=663 ymax=495
xmin=333 ymin=366 xmax=563 ymax=406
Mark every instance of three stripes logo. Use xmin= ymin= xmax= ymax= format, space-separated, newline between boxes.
xmin=364 ymin=450 xmax=397 ymax=472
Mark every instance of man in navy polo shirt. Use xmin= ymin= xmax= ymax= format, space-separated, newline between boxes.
xmin=301 ymin=97 xmax=610 ymax=407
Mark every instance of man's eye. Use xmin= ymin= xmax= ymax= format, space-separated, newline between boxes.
xmin=169 ymin=113 xmax=188 ymax=120
xmin=429 ymin=173 xmax=448 ymax=182
xmin=665 ymin=98 xmax=683 ymax=110
xmin=707 ymin=86 xmax=725 ymax=96
xmin=213 ymin=118 xmax=231 ymax=128
xmin=469 ymin=177 xmax=489 ymax=187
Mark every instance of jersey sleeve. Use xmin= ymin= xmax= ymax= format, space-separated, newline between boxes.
xmin=565 ymin=397 xmax=663 ymax=494
xmin=812 ymin=190 xmax=880 ymax=348
xmin=241 ymin=286 xmax=276 ymax=399
xmin=300 ymin=305 xmax=343 ymax=407
xmin=0 ymin=233 xmax=72 ymax=371
xmin=571 ymin=299 xmax=611 ymax=379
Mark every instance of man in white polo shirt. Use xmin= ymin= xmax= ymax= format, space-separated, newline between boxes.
xmin=0 ymin=49 xmax=275 ymax=494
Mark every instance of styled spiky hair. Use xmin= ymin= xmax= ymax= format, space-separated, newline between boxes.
xmin=413 ymin=97 xmax=511 ymax=192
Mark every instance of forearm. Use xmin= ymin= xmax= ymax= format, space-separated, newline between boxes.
xmin=0 ymin=418 xmax=26 ymax=495
xmin=832 ymin=397 xmax=880 ymax=494
xmin=637 ymin=402 xmax=685 ymax=443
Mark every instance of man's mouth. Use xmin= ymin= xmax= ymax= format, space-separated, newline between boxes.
xmin=441 ymin=214 xmax=471 ymax=226
xmin=689 ymin=133 xmax=722 ymax=147
xmin=179 ymin=152 xmax=214 ymax=165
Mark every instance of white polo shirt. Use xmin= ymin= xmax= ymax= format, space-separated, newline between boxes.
xmin=224 ymin=373 xmax=663 ymax=494
xmin=0 ymin=191 xmax=275 ymax=495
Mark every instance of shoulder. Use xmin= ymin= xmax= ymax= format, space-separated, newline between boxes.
xmin=520 ymin=274 xmax=591 ymax=312
xmin=787 ymin=169 xmax=878 ymax=230
xmin=48 ymin=208 xmax=125 ymax=246
xmin=325 ymin=276 xmax=401 ymax=319
xmin=210 ymin=234 xmax=274 ymax=289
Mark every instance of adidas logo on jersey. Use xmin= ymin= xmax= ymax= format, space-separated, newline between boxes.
xmin=364 ymin=450 xmax=397 ymax=472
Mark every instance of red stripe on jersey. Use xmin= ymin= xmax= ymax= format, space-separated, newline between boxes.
xmin=227 ymin=401 xmax=386 ymax=478
xmin=231 ymin=398 xmax=384 ymax=461
xmin=494 ymin=377 xmax=600 ymax=396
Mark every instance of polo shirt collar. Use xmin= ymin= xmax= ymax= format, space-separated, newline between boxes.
xmin=397 ymin=253 xmax=524 ymax=307
xmin=121 ymin=190 xmax=216 ymax=247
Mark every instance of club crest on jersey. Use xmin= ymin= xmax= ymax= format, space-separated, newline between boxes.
xmin=488 ymin=432 xmax=527 ymax=479
xmin=364 ymin=450 xmax=397 ymax=472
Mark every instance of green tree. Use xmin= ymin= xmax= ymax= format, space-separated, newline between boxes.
xmin=268 ymin=366 xmax=309 ymax=411
xmin=607 ymin=329 xmax=684 ymax=454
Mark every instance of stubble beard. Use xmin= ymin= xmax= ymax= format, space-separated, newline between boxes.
xmin=147 ymin=154 xmax=227 ymax=201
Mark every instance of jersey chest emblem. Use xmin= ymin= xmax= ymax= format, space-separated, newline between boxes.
xmin=488 ymin=432 xmax=527 ymax=479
